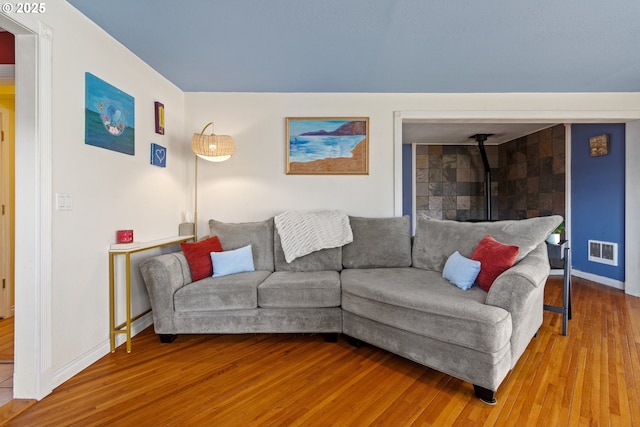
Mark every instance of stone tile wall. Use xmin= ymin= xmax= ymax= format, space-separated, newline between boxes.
xmin=497 ymin=124 xmax=566 ymax=219
xmin=416 ymin=144 xmax=498 ymax=221
xmin=415 ymin=124 xmax=566 ymax=223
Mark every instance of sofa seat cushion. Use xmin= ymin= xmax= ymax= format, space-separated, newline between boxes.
xmin=174 ymin=271 xmax=271 ymax=312
xmin=341 ymin=268 xmax=512 ymax=353
xmin=258 ymin=271 xmax=341 ymax=308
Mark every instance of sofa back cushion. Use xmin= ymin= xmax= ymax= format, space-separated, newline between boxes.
xmin=209 ymin=218 xmax=275 ymax=271
xmin=342 ymin=216 xmax=412 ymax=269
xmin=412 ymin=215 xmax=563 ymax=272
xmin=274 ymin=229 xmax=343 ymax=272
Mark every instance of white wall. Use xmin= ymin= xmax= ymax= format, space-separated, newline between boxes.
xmin=186 ymin=92 xmax=640 ymax=237
xmin=186 ymin=93 xmax=400 ymax=234
xmin=4 ymin=2 xmax=187 ymax=378
xmin=625 ymin=120 xmax=640 ymax=296
xmin=51 ymin=6 xmax=187 ymax=370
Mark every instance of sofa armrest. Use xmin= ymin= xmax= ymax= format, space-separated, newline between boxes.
xmin=485 ymin=243 xmax=550 ymax=366
xmin=139 ymin=252 xmax=191 ymax=333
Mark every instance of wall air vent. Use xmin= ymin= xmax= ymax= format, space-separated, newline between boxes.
xmin=588 ymin=240 xmax=618 ymax=266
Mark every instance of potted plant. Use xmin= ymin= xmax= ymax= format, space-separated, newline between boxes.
xmin=546 ymin=222 xmax=565 ymax=245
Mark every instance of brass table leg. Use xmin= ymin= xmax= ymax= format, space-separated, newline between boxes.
xmin=125 ymin=253 xmax=132 ymax=353
xmin=108 ymin=253 xmax=116 ymax=353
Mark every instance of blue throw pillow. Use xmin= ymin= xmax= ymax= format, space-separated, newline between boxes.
xmin=211 ymin=245 xmax=255 ymax=277
xmin=442 ymin=251 xmax=481 ymax=291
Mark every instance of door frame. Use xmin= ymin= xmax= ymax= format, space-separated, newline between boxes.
xmin=0 ymin=14 xmax=54 ymax=399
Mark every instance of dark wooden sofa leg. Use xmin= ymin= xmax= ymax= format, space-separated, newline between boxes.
xmin=322 ymin=333 xmax=339 ymax=343
xmin=473 ymin=384 xmax=497 ymax=405
xmin=159 ymin=334 xmax=177 ymax=343
xmin=345 ymin=336 xmax=362 ymax=348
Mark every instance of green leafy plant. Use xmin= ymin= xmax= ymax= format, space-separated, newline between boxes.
xmin=553 ymin=222 xmax=565 ymax=234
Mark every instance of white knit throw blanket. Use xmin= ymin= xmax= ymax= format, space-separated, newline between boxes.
xmin=274 ymin=210 xmax=353 ymax=263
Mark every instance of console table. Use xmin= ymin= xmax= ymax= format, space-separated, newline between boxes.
xmin=109 ymin=235 xmax=193 ymax=352
xmin=544 ymin=240 xmax=571 ymax=336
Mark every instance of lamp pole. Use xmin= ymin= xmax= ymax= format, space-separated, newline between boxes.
xmin=194 ymin=154 xmax=199 ymax=240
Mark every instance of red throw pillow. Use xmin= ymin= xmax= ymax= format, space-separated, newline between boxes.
xmin=180 ymin=236 xmax=223 ymax=281
xmin=471 ymin=235 xmax=519 ymax=292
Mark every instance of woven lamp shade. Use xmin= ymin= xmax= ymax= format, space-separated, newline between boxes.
xmin=191 ymin=122 xmax=235 ymax=162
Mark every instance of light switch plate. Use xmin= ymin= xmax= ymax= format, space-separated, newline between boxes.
xmin=56 ymin=192 xmax=72 ymax=211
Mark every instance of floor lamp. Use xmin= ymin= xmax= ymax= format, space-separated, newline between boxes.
xmin=186 ymin=122 xmax=235 ymax=239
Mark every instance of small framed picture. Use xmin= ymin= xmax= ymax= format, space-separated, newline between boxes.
xmin=154 ymin=101 xmax=165 ymax=135
xmin=150 ymin=143 xmax=166 ymax=167
xmin=589 ymin=134 xmax=609 ymax=157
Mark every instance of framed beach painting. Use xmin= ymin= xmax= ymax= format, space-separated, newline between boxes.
xmin=85 ymin=72 xmax=135 ymax=155
xmin=286 ymin=117 xmax=369 ymax=175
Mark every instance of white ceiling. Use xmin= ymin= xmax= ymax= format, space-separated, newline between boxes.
xmin=402 ymin=122 xmax=556 ymax=145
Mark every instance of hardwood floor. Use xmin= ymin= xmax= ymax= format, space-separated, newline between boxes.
xmin=0 ymin=316 xmax=14 ymax=416
xmin=2 ymin=276 xmax=639 ymax=427
xmin=0 ymin=317 xmax=13 ymax=361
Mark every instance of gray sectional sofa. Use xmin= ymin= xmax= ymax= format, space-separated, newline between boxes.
xmin=140 ymin=214 xmax=562 ymax=403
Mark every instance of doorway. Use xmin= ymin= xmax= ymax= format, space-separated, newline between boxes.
xmin=394 ymin=111 xmax=640 ymax=297
xmin=408 ymin=124 xmax=566 ymax=223
xmin=0 ymin=107 xmax=15 ymax=319
xmin=0 ymin=105 xmax=14 ymax=406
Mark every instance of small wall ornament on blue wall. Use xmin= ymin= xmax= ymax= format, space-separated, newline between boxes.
xmin=589 ymin=134 xmax=610 ymax=157
xmin=150 ymin=143 xmax=167 ymax=167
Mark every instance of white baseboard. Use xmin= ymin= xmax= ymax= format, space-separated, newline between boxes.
xmin=571 ymin=269 xmax=625 ymax=290
xmin=51 ymin=312 xmax=154 ymax=390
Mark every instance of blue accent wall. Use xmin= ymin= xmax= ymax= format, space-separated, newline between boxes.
xmin=402 ymin=144 xmax=413 ymax=229
xmin=571 ymin=124 xmax=625 ymax=281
